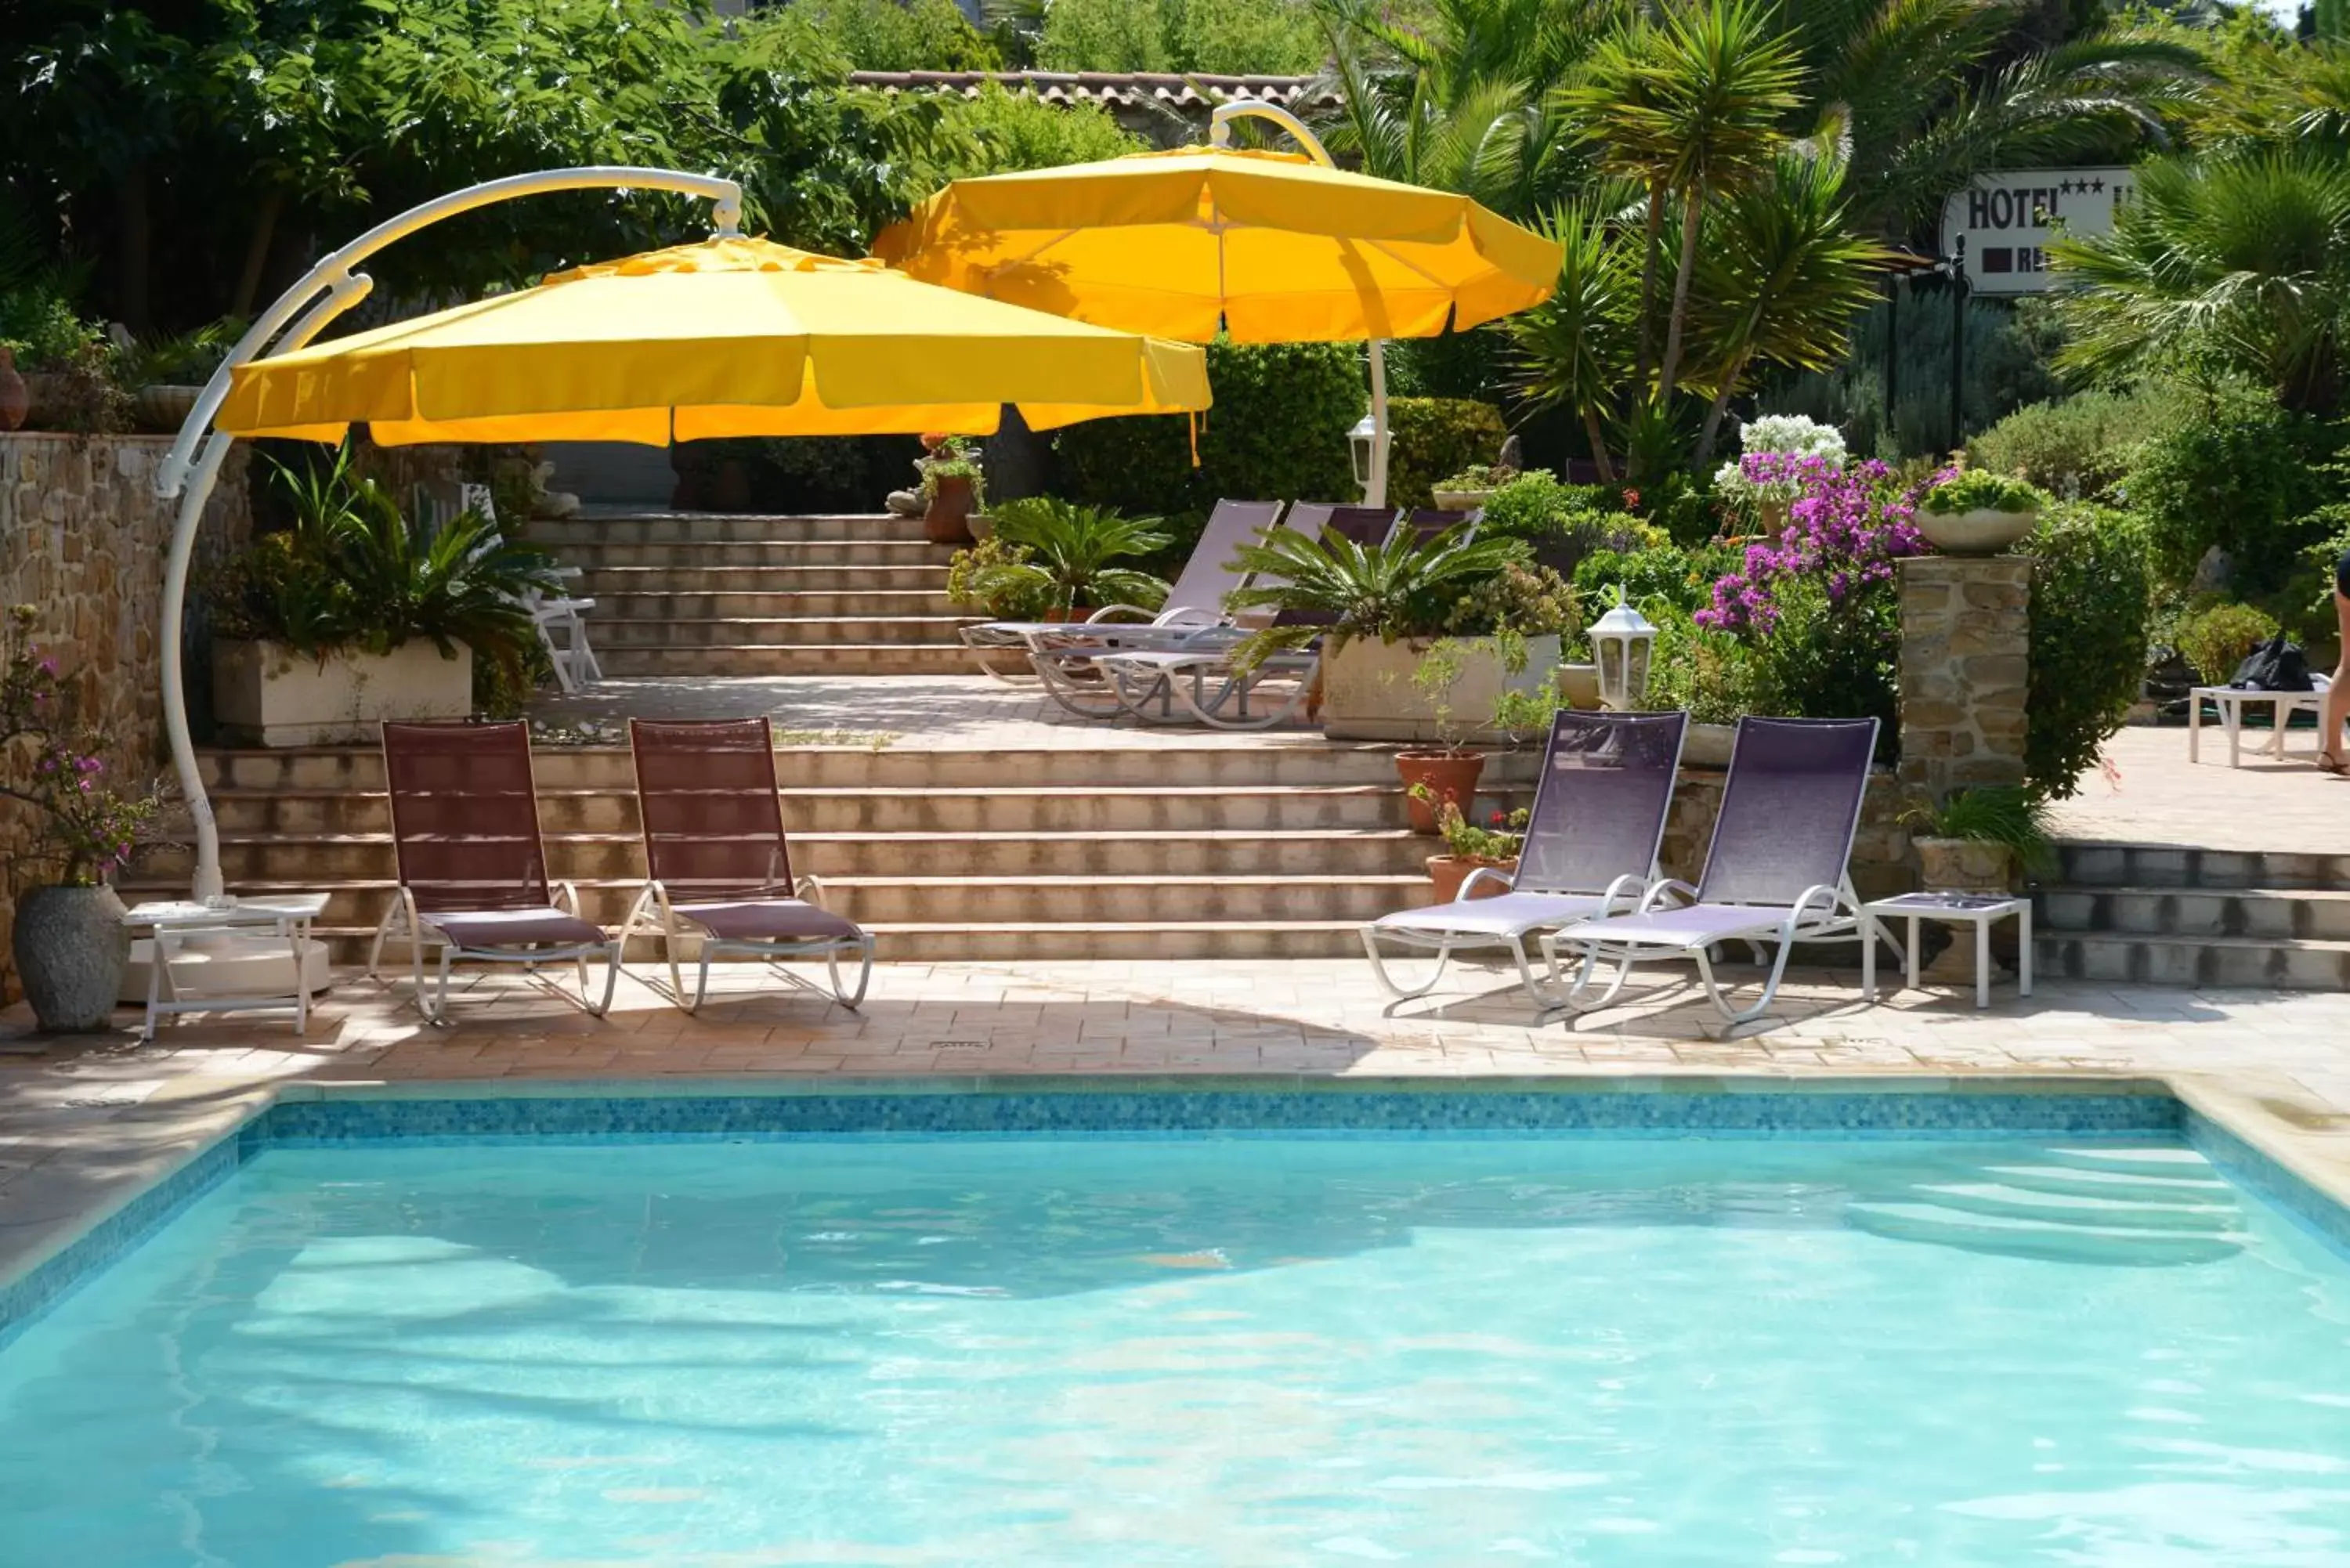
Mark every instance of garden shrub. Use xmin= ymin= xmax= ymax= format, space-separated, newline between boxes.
xmin=2172 ymin=600 xmax=2279 ymax=686
xmin=2120 ymin=389 xmax=2342 ymax=594
xmin=1385 ymin=398 xmax=1509 ymax=511
xmin=1053 ymin=340 xmax=1365 ymax=532
xmin=2024 ymin=503 xmax=2153 ymax=798
xmin=1647 ymin=607 xmax=1772 ymax=724
xmin=1965 ymin=385 xmax=2182 ymax=500
xmin=1747 ymin=575 xmax=1900 ymax=758
xmin=942 ymin=84 xmax=1139 ymax=176
xmin=1477 ymin=471 xmax=1658 ymax=576
xmin=1573 ymin=542 xmax=1741 ymax=620
xmin=785 ymin=0 xmax=1000 ymax=68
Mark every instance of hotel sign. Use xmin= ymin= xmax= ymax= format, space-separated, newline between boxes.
xmin=1939 ymin=168 xmax=2135 ymax=294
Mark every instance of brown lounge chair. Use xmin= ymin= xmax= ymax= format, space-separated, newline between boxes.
xmin=369 ymin=720 xmax=620 ymax=1024
xmin=618 ymin=717 xmax=873 ymax=1012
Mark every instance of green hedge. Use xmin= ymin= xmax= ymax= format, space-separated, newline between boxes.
xmin=2026 ymin=503 xmax=2153 ymax=798
xmin=2121 ymin=390 xmax=2342 ymax=595
xmin=1384 ymin=397 xmax=1508 ymax=511
xmin=1052 ymin=340 xmax=1365 ymax=561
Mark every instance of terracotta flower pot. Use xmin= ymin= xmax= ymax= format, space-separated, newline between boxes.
xmin=0 ymin=347 xmax=27 ymax=432
xmin=1427 ymin=854 xmax=1516 ymax=903
xmin=1396 ymin=751 xmax=1485 ymax=835
xmin=924 ymin=474 xmax=978 ymax=545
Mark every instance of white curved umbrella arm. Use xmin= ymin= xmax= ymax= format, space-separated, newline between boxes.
xmin=1207 ymin=103 xmax=1386 ymax=508
xmin=153 ymin=165 xmax=745 ymax=902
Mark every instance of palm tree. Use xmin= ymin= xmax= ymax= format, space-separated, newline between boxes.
xmin=1685 ymin=146 xmax=1890 ymax=458
xmin=1314 ymin=0 xmax=1614 ymax=219
xmin=1506 ymin=192 xmax=1641 ymax=481
xmin=1559 ymin=0 xmax=1802 ymax=405
xmin=2050 ymin=147 xmax=2350 ymax=414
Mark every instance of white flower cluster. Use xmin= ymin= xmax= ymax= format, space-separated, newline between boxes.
xmin=1712 ymin=414 xmax=1848 ymax=500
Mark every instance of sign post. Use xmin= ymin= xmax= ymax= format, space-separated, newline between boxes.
xmin=1938 ymin=168 xmax=2135 ymax=295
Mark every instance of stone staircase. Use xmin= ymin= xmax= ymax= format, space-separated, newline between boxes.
xmin=2035 ymin=841 xmax=2350 ymax=989
xmin=128 ymin=743 xmax=1538 ymax=962
xmin=527 ymin=512 xmax=976 ymax=677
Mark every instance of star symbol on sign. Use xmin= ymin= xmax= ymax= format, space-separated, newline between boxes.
xmin=2057 ymin=179 xmax=2074 ymax=194
xmin=2090 ymin=178 xmax=2106 ymax=193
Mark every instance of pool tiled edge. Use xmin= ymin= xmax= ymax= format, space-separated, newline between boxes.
xmin=5 ymin=1071 xmax=2348 ymax=1349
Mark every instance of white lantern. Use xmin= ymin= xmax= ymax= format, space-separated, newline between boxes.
xmin=1588 ymin=591 xmax=1658 ymax=711
xmin=1347 ymin=414 xmax=1378 ymax=499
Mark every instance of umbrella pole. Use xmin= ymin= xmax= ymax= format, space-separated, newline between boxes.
xmin=152 ymin=166 xmax=745 ymax=903
xmin=1368 ymin=338 xmax=1390 ymax=509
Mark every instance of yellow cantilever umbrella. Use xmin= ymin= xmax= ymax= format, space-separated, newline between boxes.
xmin=871 ymin=143 xmax=1561 ymax=504
xmin=215 ymin=235 xmax=1211 ymax=446
xmin=872 ymin=146 xmax=1560 ymax=343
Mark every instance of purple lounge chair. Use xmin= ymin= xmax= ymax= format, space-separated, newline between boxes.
xmin=617 ymin=717 xmax=873 ymax=1011
xmin=1362 ymin=709 xmax=1687 ymax=1012
xmin=369 ymin=721 xmax=619 ymax=1024
xmin=1546 ymin=716 xmax=1880 ymax=1024
xmin=963 ymin=497 xmax=1287 ymax=681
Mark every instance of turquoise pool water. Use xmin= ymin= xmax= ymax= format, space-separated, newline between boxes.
xmin=3 ymin=1136 xmax=2348 ymax=1565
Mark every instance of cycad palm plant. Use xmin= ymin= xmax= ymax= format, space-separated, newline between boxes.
xmin=980 ymin=497 xmax=1173 ymax=616
xmin=1222 ymin=522 xmax=1530 ymax=668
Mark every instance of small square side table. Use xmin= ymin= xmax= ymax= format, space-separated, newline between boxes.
xmin=1860 ymin=892 xmax=2031 ymax=1010
xmin=120 ymin=894 xmax=329 ymax=1042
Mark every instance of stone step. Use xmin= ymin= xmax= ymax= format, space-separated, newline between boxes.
xmin=529 ymin=513 xmax=929 ymax=544
xmin=2037 ymin=885 xmax=2350 ymax=942
xmin=2053 ymin=841 xmax=2350 ymax=891
xmin=555 ymin=540 xmax=949 ymax=569
xmin=147 ymin=828 xmax=1438 ymax=883
xmin=199 ymin=742 xmax=1441 ymax=792
xmin=596 ymin=645 xmax=977 ymax=677
xmin=1844 ymin=1201 xmax=2245 ymax=1265
xmin=594 ymin=615 xmax=975 ymax=649
xmin=577 ymin=564 xmax=951 ymax=594
xmin=594 ymin=591 xmax=960 ymax=620
xmin=201 ymin=782 xmax=1529 ymax=836
xmin=2034 ymin=930 xmax=2350 ymax=989
xmin=292 ymin=919 xmax=1386 ymax=965
xmin=114 ymin=874 xmax=1433 ymax=934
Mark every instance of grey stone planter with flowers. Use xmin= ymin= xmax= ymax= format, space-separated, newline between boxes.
xmin=2 ymin=607 xmax=161 ymax=1031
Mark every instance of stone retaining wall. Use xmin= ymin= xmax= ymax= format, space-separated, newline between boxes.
xmin=1 ymin=433 xmax=252 ymax=999
xmin=1898 ymin=555 xmax=2031 ymax=800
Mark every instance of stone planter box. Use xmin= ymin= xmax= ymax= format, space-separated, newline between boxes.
xmin=214 ymin=638 xmax=473 ymax=746
xmin=1321 ymin=634 xmax=1562 ymax=743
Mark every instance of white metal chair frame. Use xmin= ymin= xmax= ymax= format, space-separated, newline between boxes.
xmin=1364 ymin=866 xmax=1656 ymax=1013
xmin=367 ymin=882 xmax=620 ymax=1027
xmin=527 ymin=577 xmax=603 ymax=693
xmin=616 ymin=873 xmax=874 ymax=1013
xmin=1542 ymin=873 xmax=1868 ymax=1025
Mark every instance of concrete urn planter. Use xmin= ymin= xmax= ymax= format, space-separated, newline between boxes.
xmin=1916 ymin=507 xmax=2037 ymax=556
xmin=1321 ymin=635 xmax=1563 ymax=743
xmin=13 ymin=883 xmax=128 ymax=1031
xmin=214 ymin=638 xmax=474 ymax=746
xmin=1681 ymin=721 xmax=1738 ymax=768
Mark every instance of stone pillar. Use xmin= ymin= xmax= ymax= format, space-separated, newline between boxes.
xmin=1896 ymin=555 xmax=2031 ymax=801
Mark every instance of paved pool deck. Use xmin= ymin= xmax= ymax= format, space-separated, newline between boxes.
xmin=6 ymin=956 xmax=2350 ymax=1312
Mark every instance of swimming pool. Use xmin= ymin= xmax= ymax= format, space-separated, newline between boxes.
xmin=2 ymin=1084 xmax=2347 ymax=1565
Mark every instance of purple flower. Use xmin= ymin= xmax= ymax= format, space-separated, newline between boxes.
xmin=1701 ymin=461 xmax=1931 ymax=634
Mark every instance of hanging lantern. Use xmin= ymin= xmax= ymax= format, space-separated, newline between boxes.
xmin=1347 ymin=414 xmax=1378 ymax=500
xmin=1588 ymin=590 xmax=1658 ymax=711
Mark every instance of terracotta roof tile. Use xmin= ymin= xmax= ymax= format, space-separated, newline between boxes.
xmin=848 ymin=70 xmax=1338 ymax=113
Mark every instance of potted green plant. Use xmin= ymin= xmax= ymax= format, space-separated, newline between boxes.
xmin=919 ymin=436 xmax=985 ymax=546
xmin=208 ymin=446 xmax=560 ymax=746
xmin=1417 ymin=796 xmax=1528 ymax=902
xmin=112 ymin=318 xmax=244 ymax=432
xmin=1916 ymin=469 xmax=2049 ymax=555
xmin=960 ymin=498 xmax=1170 ymax=619
xmin=1431 ymin=462 xmax=1517 ymax=511
xmin=1394 ymin=638 xmax=1487 ymax=833
xmin=1900 ymin=784 xmax=2054 ymax=894
xmin=2 ymin=608 xmax=161 ymax=1030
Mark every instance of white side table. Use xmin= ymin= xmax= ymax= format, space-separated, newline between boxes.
xmin=120 ymin=894 xmax=329 ymax=1042
xmin=2189 ymin=677 xmax=2331 ymax=768
xmin=1861 ymin=892 xmax=2031 ymax=1010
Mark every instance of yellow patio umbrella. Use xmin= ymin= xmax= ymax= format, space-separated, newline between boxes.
xmin=215 ymin=235 xmax=1211 ymax=446
xmin=870 ymin=129 xmax=1561 ymax=504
